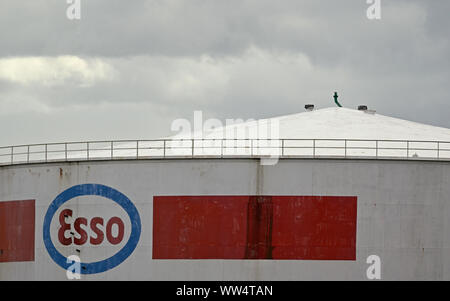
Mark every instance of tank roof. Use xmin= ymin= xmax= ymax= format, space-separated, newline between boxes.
xmin=199 ymin=107 xmax=450 ymax=141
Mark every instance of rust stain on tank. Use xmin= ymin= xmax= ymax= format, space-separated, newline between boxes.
xmin=244 ymin=196 xmax=274 ymax=259
xmin=57 ymin=167 xmax=73 ymax=189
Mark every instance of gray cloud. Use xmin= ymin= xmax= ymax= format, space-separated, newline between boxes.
xmin=0 ymin=0 xmax=449 ymax=146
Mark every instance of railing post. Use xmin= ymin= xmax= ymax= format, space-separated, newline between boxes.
xmin=27 ymin=145 xmax=30 ymax=163
xmin=111 ymin=141 xmax=114 ymax=159
xmin=437 ymin=142 xmax=440 ymax=159
xmin=86 ymin=142 xmax=89 ymax=160
xmin=163 ymin=140 xmax=166 ymax=158
xmin=65 ymin=143 xmax=67 ymax=161
xmin=407 ymin=141 xmax=409 ymax=158
xmin=376 ymin=140 xmax=378 ymax=158
xmin=313 ymin=140 xmax=316 ymax=158
xmin=45 ymin=144 xmax=48 ymax=162
xmin=281 ymin=139 xmax=284 ymax=157
xmin=191 ymin=139 xmax=194 ymax=157
xmin=344 ymin=139 xmax=347 ymax=158
xmin=136 ymin=141 xmax=139 ymax=159
xmin=10 ymin=146 xmax=13 ymax=164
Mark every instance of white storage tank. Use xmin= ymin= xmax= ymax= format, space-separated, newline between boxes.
xmin=1 ymin=107 xmax=450 ymax=280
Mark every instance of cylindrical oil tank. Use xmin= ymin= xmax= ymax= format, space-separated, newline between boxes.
xmin=1 ymin=157 xmax=450 ymax=280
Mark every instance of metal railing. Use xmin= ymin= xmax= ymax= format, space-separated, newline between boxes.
xmin=1 ymin=138 xmax=450 ymax=166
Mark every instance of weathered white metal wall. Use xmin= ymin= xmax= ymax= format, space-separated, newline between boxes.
xmin=0 ymin=158 xmax=449 ymax=280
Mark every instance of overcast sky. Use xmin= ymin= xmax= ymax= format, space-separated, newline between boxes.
xmin=0 ymin=0 xmax=449 ymax=146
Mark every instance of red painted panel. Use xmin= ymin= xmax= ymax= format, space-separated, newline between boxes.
xmin=153 ymin=196 xmax=249 ymax=259
xmin=271 ymin=196 xmax=357 ymax=260
xmin=153 ymin=196 xmax=357 ymax=260
xmin=0 ymin=199 xmax=35 ymax=262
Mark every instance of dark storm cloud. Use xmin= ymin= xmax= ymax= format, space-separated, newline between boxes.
xmin=1 ymin=0 xmax=448 ymax=76
xmin=0 ymin=1 xmax=447 ymax=58
xmin=0 ymin=0 xmax=449 ymax=146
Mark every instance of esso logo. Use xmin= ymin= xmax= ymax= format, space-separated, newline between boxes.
xmin=43 ymin=184 xmax=141 ymax=275
xmin=58 ymin=209 xmax=125 ymax=246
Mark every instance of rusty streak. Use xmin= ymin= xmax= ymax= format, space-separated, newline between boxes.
xmin=245 ymin=196 xmax=273 ymax=259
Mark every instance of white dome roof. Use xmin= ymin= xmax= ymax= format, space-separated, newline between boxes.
xmin=199 ymin=107 xmax=450 ymax=141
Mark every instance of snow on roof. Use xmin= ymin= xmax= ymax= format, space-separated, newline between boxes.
xmin=194 ymin=107 xmax=450 ymax=141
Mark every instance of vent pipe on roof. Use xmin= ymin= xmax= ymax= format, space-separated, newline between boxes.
xmin=305 ymin=104 xmax=314 ymax=111
xmin=333 ymin=92 xmax=342 ymax=107
xmin=358 ymin=105 xmax=376 ymax=114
